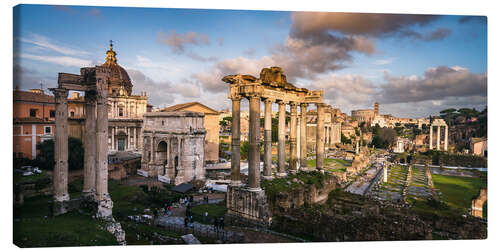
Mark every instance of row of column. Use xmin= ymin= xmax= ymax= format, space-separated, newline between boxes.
xmin=429 ymin=125 xmax=448 ymax=151
xmin=230 ymin=96 xmax=325 ymax=191
xmin=110 ymin=126 xmax=140 ymax=151
xmin=51 ymin=87 xmax=111 ymax=217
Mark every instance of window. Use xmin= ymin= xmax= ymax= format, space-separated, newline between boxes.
xmin=119 ymin=107 xmax=124 ymax=117
xmin=50 ymin=110 xmax=55 ymax=118
xmin=44 ymin=126 xmax=52 ymax=134
xmin=30 ymin=109 xmax=37 ymax=117
xmin=70 ymin=111 xmax=75 ymax=117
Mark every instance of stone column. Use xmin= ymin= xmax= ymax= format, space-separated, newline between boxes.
xmin=95 ymin=87 xmax=113 ymax=219
xmin=316 ymin=103 xmax=325 ymax=171
xmin=83 ymin=91 xmax=97 ymax=199
xmin=175 ymin=136 xmax=183 ymax=184
xmin=127 ymin=127 xmax=131 ymax=150
xmin=429 ymin=125 xmax=433 ymax=149
xmin=150 ymin=135 xmax=155 ymax=164
xmin=277 ymin=100 xmax=287 ymax=177
xmin=300 ymin=103 xmax=308 ymax=170
xmin=111 ymin=127 xmax=115 ymax=151
xmin=230 ymin=96 xmax=242 ymax=186
xmin=383 ymin=163 xmax=388 ymax=183
xmin=437 ymin=126 xmax=441 ymax=150
xmin=263 ymin=98 xmax=273 ymax=179
xmin=444 ymin=125 xmax=448 ymax=151
xmin=248 ymin=95 xmax=261 ymax=191
xmin=51 ymin=88 xmax=69 ymax=215
xmin=289 ymin=102 xmax=298 ymax=173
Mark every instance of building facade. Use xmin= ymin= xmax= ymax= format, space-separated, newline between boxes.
xmin=13 ymin=89 xmax=56 ymax=159
xmin=161 ymin=102 xmax=220 ymax=163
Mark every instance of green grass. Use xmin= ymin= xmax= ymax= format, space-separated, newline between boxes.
xmin=432 ymin=174 xmax=487 ymax=214
xmin=108 ymin=180 xmax=148 ymax=218
xmin=13 ymin=195 xmax=117 ymax=247
xmin=192 ymin=204 xmax=227 ymax=218
xmin=121 ymin=221 xmax=183 ymax=245
xmin=14 ymin=172 xmax=51 ymax=183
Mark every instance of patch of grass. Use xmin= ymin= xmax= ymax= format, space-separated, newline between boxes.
xmin=108 ymin=180 xmax=148 ymax=219
xmin=432 ymin=174 xmax=487 ymax=214
xmin=121 ymin=221 xmax=183 ymax=245
xmin=14 ymin=209 xmax=117 ymax=247
xmin=262 ymin=171 xmax=331 ymax=199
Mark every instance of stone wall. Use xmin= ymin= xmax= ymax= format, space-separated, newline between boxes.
xmin=225 ymin=186 xmax=272 ymax=228
xmin=271 ymin=191 xmax=487 ymax=241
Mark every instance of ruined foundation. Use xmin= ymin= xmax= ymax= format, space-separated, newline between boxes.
xmin=225 ymin=185 xmax=272 ymax=228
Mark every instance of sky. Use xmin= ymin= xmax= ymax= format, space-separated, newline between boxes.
xmin=13 ymin=4 xmax=487 ymax=118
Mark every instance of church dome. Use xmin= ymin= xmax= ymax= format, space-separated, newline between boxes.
xmin=101 ymin=41 xmax=133 ymax=96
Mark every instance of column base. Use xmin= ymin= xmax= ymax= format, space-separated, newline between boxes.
xmin=247 ymin=187 xmax=262 ymax=192
xmin=262 ymin=175 xmax=274 ymax=180
xmin=96 ymin=194 xmax=114 ymax=220
xmin=230 ymin=180 xmax=243 ymax=186
xmin=289 ymin=170 xmax=297 ymax=175
xmin=82 ymin=190 xmax=96 ymax=201
xmin=277 ymin=172 xmax=287 ymax=177
xmin=52 ymin=193 xmax=70 ymax=216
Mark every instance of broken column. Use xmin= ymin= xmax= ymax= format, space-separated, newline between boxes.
xmin=316 ymin=103 xmax=325 ymax=171
xmin=95 ymin=83 xmax=113 ymax=219
xmin=444 ymin=125 xmax=448 ymax=151
xmin=300 ymin=103 xmax=308 ymax=170
xmin=429 ymin=125 xmax=433 ymax=149
xmin=248 ymin=95 xmax=261 ymax=191
xmin=277 ymin=100 xmax=287 ymax=177
xmin=263 ymin=98 xmax=273 ymax=179
xmin=231 ymin=96 xmax=242 ymax=186
xmin=289 ymin=102 xmax=298 ymax=173
xmin=83 ymin=91 xmax=97 ymax=200
xmin=51 ymin=88 xmax=69 ymax=215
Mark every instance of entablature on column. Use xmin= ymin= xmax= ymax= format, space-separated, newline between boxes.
xmin=223 ymin=66 xmax=324 ymax=104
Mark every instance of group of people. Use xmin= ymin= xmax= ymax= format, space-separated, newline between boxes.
xmin=213 ymin=216 xmax=224 ymax=231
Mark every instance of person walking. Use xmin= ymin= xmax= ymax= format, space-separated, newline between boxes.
xmin=184 ymin=216 xmax=189 ymax=228
xmin=213 ymin=216 xmax=219 ymax=232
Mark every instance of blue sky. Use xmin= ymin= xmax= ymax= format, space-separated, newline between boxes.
xmin=13 ymin=4 xmax=487 ymax=118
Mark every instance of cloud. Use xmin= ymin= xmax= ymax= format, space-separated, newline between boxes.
xmin=374 ymin=58 xmax=396 ymax=65
xmin=20 ymin=33 xmax=89 ymax=56
xmin=290 ymin=12 xmax=442 ymax=38
xmin=299 ymin=65 xmax=486 ymax=117
xmin=398 ymin=27 xmax=451 ymax=41
xmin=378 ymin=66 xmax=487 ymax=103
xmin=157 ymin=31 xmax=210 ymax=53
xmin=243 ymin=48 xmax=256 ymax=56
xmin=185 ymin=51 xmax=218 ymax=62
xmin=18 ymin=53 xmax=92 ymax=67
xmin=128 ymin=69 xmax=200 ymax=107
xmin=308 ymin=74 xmax=377 ymax=110
xmin=459 ymin=16 xmax=487 ymax=24
xmin=13 ymin=64 xmax=57 ymax=90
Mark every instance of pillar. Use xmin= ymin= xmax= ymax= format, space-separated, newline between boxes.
xmin=300 ymin=103 xmax=308 ymax=170
xmin=127 ymin=127 xmax=131 ymax=150
xmin=289 ymin=102 xmax=298 ymax=172
xmin=248 ymin=95 xmax=261 ymax=191
xmin=277 ymin=100 xmax=287 ymax=177
xmin=150 ymin=135 xmax=155 ymax=164
xmin=444 ymin=125 xmax=448 ymax=151
xmin=51 ymin=88 xmax=69 ymax=215
xmin=95 ymin=87 xmax=113 ymax=219
xmin=383 ymin=163 xmax=388 ymax=183
xmin=316 ymin=103 xmax=325 ymax=171
xmin=111 ymin=127 xmax=115 ymax=151
xmin=83 ymin=91 xmax=97 ymax=199
xmin=437 ymin=125 xmax=441 ymax=150
xmin=230 ymin=97 xmax=242 ymax=186
xmin=263 ymin=98 xmax=273 ymax=179
xmin=429 ymin=125 xmax=433 ymax=149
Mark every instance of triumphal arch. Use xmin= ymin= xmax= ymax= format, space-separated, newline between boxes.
xmin=223 ymin=66 xmax=325 ymax=226
xmin=139 ymin=111 xmax=206 ymax=184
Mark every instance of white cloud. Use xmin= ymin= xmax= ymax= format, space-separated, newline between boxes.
xmin=374 ymin=58 xmax=396 ymax=65
xmin=20 ymin=33 xmax=89 ymax=56
xmin=19 ymin=53 xmax=92 ymax=67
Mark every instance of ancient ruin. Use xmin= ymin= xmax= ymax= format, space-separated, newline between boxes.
xmin=429 ymin=118 xmax=449 ymax=151
xmin=471 ymin=188 xmax=487 ymax=218
xmin=222 ymin=66 xmax=324 ymax=225
xmin=139 ymin=111 xmax=206 ymax=184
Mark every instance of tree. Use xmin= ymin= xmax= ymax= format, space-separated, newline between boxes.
xmin=371 ymin=127 xmax=397 ymax=149
xmin=34 ymin=137 xmax=84 ymax=170
xmin=341 ymin=133 xmax=351 ymax=144
xmin=240 ymin=141 xmax=249 ymax=160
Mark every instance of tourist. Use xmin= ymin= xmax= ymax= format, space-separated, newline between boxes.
xmin=219 ymin=217 xmax=224 ymax=230
xmin=213 ymin=216 xmax=219 ymax=232
xmin=184 ymin=217 xmax=188 ymax=228
xmin=167 ymin=205 xmax=172 ymax=216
